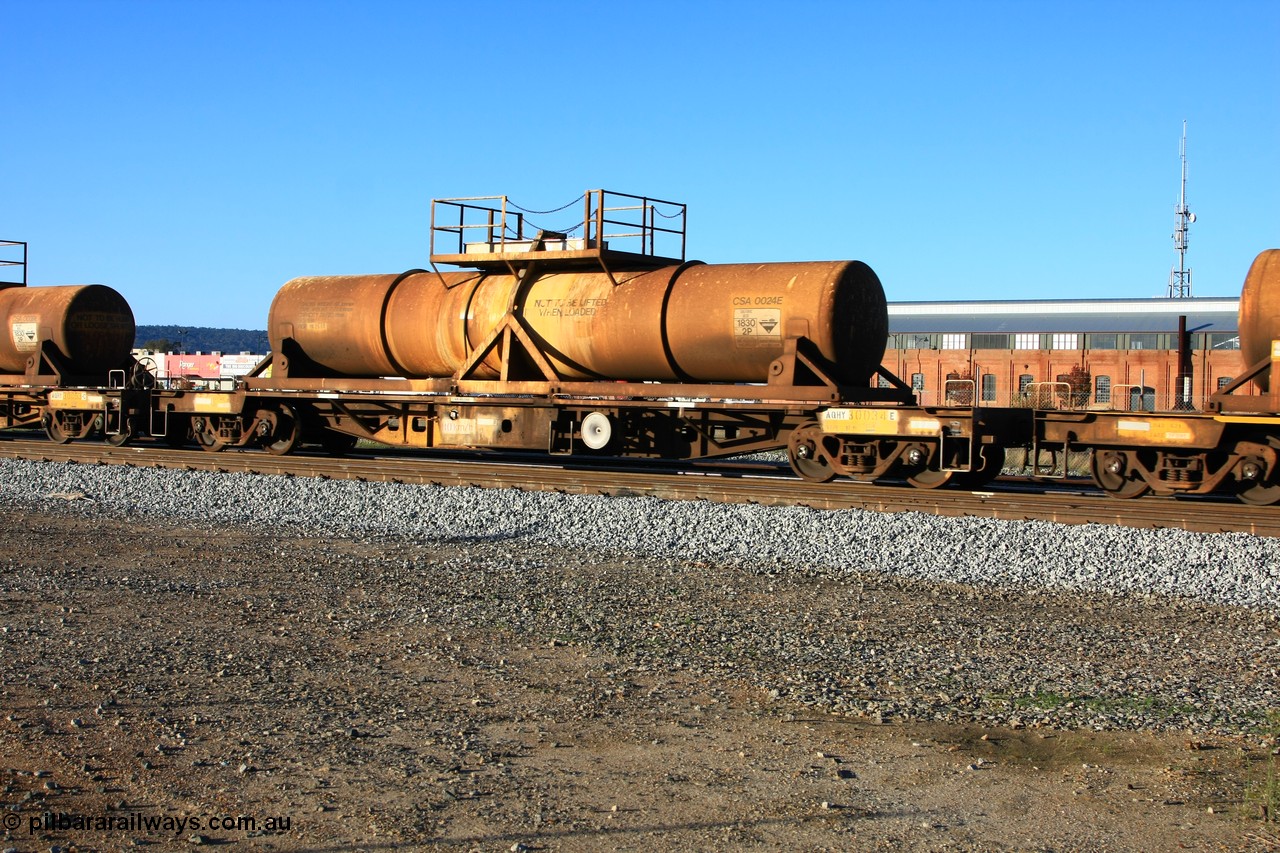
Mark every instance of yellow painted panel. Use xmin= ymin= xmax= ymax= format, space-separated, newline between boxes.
xmin=820 ymin=408 xmax=901 ymax=435
xmin=1215 ymin=414 xmax=1280 ymax=425
xmin=46 ymin=390 xmax=105 ymax=410
xmin=191 ymin=394 xmax=236 ymax=414
xmin=1115 ymin=418 xmax=1196 ymax=443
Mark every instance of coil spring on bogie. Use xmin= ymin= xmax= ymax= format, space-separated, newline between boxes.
xmin=1158 ymin=455 xmax=1204 ymax=483
xmin=840 ymin=451 xmax=877 ymax=471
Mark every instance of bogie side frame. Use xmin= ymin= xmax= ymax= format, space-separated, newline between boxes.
xmin=1030 ymin=348 xmax=1280 ymax=504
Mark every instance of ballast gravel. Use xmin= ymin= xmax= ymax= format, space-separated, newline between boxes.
xmin=1 ymin=456 xmax=1278 ymax=739
xmin=3 ymin=456 xmax=1277 ymax=611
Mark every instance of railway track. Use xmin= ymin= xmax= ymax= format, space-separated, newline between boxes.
xmin=1 ymin=437 xmax=1277 ymax=538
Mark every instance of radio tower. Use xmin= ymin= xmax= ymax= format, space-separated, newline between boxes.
xmin=1168 ymin=120 xmax=1195 ymax=298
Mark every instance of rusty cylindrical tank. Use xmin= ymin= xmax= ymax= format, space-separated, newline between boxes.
xmin=268 ymin=260 xmax=888 ymax=384
xmin=0 ymin=284 xmax=136 ymax=374
xmin=1239 ymin=249 xmax=1280 ymax=391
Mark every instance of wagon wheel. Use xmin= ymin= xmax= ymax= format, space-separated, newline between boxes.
xmin=1091 ymin=450 xmax=1149 ymax=499
xmin=193 ymin=418 xmax=227 ymax=453
xmin=787 ymin=422 xmax=836 ymax=483
xmin=44 ymin=413 xmax=73 ymax=445
xmin=104 ymin=417 xmax=134 ymax=447
xmin=1237 ymin=479 xmax=1280 ymax=506
xmin=263 ymin=405 xmax=302 ymax=456
xmin=319 ymin=429 xmax=358 ymax=456
xmin=906 ymin=468 xmax=956 ymax=489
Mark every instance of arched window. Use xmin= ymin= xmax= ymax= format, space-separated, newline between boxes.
xmin=981 ymin=374 xmax=996 ymax=402
xmin=1095 ymin=375 xmax=1111 ymax=404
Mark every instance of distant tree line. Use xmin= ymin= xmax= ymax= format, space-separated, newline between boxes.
xmin=135 ymin=325 xmax=269 ymax=354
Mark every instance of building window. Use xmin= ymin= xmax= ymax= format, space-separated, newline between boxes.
xmin=1095 ymin=375 xmax=1111 ymax=404
xmin=971 ymin=333 xmax=1009 ymax=349
xmin=896 ymin=334 xmax=931 ymax=350
xmin=1217 ymin=376 xmax=1233 ymax=390
xmin=1018 ymin=374 xmax=1034 ymax=395
xmin=1087 ymin=333 xmax=1118 ymax=350
xmin=1128 ymin=333 xmax=1160 ymax=350
xmin=911 ymin=373 xmax=925 ymax=392
xmin=981 ymin=373 xmax=996 ymax=402
xmin=877 ymin=373 xmax=892 ymax=388
xmin=1014 ymin=333 xmax=1039 ymax=350
xmin=1209 ymin=334 xmax=1240 ymax=350
xmin=1051 ymin=333 xmax=1079 ymax=350
xmin=940 ymin=333 xmax=967 ymax=350
xmin=1130 ymin=386 xmax=1155 ymax=411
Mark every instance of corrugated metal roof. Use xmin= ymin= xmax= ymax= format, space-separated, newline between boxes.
xmin=887 ymin=296 xmax=1239 ymax=334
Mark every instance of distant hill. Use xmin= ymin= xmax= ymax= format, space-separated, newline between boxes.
xmin=135 ymin=326 xmax=269 ymax=354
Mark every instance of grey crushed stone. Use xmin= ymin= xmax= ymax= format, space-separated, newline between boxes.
xmin=3 ymin=457 xmax=1276 ymax=611
xmin=2 ymin=457 xmax=1278 ymax=735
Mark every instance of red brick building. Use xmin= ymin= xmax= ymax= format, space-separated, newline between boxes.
xmin=883 ymin=296 xmax=1246 ymax=410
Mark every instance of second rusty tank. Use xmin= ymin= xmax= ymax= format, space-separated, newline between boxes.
xmin=267 ymin=260 xmax=888 ymax=384
xmin=1238 ymin=249 xmax=1280 ymax=391
xmin=0 ymin=284 xmax=136 ymax=375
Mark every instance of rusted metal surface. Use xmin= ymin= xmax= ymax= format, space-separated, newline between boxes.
xmin=1238 ymin=248 xmax=1280 ymax=391
xmin=268 ymin=261 xmax=888 ymax=385
xmin=0 ymin=285 xmax=135 ymax=374
xmin=1034 ymin=408 xmax=1280 ymax=502
xmin=267 ymin=270 xmax=477 ymax=377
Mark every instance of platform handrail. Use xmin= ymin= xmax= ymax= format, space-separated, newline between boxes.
xmin=431 ymin=190 xmax=686 ymax=264
xmin=943 ymin=377 xmax=976 ymax=406
xmin=1026 ymin=381 xmax=1077 ymax=410
xmin=0 ymin=240 xmax=27 ymax=287
xmin=1109 ymin=383 xmax=1157 ymax=412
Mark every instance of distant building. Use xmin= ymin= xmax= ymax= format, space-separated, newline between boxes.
xmin=883 ymin=296 xmax=1243 ymax=410
xmin=130 ymin=350 xmax=266 ymax=385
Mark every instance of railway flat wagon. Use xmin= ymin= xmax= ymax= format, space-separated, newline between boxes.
xmin=189 ymin=191 xmax=1010 ymax=488
xmin=1032 ymin=249 xmax=1280 ymax=504
xmin=4 ymin=198 xmax=1277 ymax=506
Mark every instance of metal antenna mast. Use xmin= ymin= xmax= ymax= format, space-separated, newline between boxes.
xmin=1168 ymin=120 xmax=1195 ymax=298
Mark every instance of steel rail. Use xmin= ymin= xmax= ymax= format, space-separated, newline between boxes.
xmin=1 ymin=438 xmax=1276 ymax=538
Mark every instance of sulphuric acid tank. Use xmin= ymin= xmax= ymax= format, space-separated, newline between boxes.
xmin=267 ymin=260 xmax=888 ymax=384
xmin=1238 ymin=249 xmax=1280 ymax=391
xmin=0 ymin=284 xmax=136 ymax=374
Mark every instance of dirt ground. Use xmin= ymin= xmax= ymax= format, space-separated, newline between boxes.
xmin=1 ymin=506 xmax=1277 ymax=852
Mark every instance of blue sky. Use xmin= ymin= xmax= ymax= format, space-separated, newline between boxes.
xmin=3 ymin=0 xmax=1277 ymax=327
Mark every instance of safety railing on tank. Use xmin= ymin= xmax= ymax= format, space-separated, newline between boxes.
xmin=942 ymin=378 xmax=976 ymax=406
xmin=0 ymin=240 xmax=27 ymax=287
xmin=430 ymin=190 xmax=686 ymax=266
xmin=1023 ymin=381 xmax=1089 ymax=411
xmin=583 ymin=190 xmax=686 ymax=261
